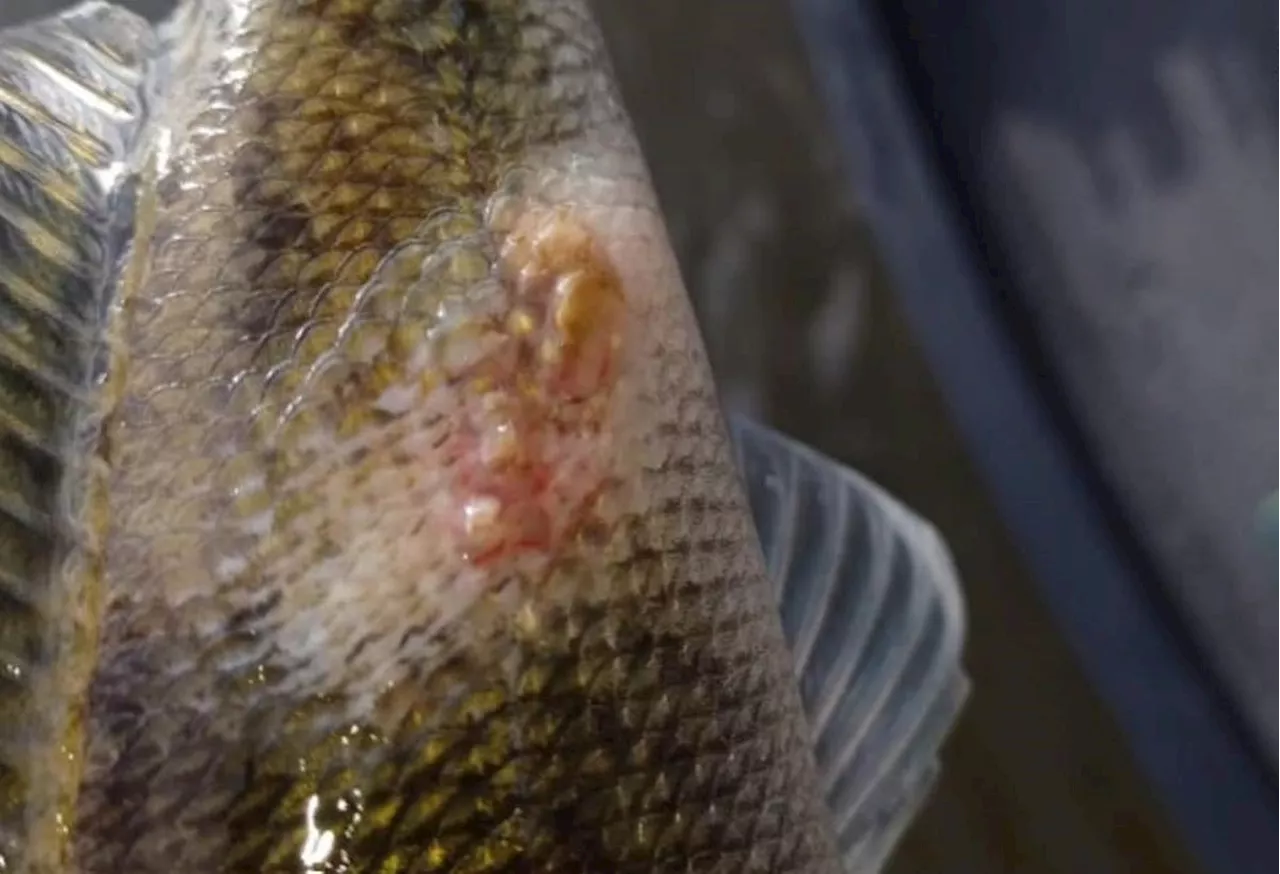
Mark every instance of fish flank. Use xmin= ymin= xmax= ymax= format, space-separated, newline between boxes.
xmin=0 ymin=1 xmax=846 ymax=872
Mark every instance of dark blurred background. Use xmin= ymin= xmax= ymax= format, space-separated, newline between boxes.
xmin=4 ymin=1 xmax=1275 ymax=872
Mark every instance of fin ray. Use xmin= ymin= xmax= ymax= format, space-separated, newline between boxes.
xmin=729 ymin=414 xmax=968 ymax=870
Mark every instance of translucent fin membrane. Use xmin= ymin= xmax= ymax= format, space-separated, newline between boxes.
xmin=0 ymin=3 xmax=155 ymax=867
xmin=729 ymin=415 xmax=969 ymax=872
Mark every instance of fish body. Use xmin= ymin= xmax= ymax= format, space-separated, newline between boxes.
xmin=0 ymin=2 xmax=968 ymax=872
xmin=75 ymin=1 xmax=839 ymax=871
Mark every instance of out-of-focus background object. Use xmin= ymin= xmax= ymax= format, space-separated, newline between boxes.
xmin=773 ymin=2 xmax=1277 ymax=873
xmin=2 ymin=1 xmax=1275 ymax=873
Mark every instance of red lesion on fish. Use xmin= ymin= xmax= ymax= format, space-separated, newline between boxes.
xmin=440 ymin=205 xmax=626 ymax=567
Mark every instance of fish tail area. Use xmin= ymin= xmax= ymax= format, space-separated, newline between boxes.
xmin=0 ymin=3 xmax=157 ymax=869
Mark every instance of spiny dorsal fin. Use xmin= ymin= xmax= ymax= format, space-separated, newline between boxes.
xmin=0 ymin=3 xmax=156 ymax=866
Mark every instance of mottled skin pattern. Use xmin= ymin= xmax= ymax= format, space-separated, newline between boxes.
xmin=68 ymin=1 xmax=842 ymax=871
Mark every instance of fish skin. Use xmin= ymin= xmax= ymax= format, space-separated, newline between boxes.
xmin=0 ymin=3 xmax=156 ymax=870
xmin=43 ymin=0 xmax=849 ymax=872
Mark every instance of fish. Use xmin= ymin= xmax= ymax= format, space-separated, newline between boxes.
xmin=0 ymin=2 xmax=968 ymax=872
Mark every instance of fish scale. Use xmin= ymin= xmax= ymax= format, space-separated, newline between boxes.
xmin=59 ymin=0 xmax=843 ymax=872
